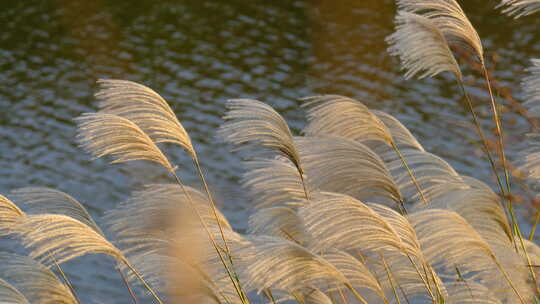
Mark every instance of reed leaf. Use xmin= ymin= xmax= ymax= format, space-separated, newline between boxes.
xmin=387 ymin=11 xmax=462 ymax=80
xmin=76 ymin=113 xmax=174 ymax=171
xmin=0 ymin=253 xmax=77 ymax=304
xmin=95 ymin=79 xmax=196 ymax=157
xmin=498 ymin=0 xmax=540 ymax=18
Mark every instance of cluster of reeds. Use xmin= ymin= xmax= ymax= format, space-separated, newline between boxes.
xmin=1 ymin=0 xmax=540 ymax=303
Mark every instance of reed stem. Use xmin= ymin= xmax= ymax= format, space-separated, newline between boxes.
xmin=122 ymin=259 xmax=164 ymax=304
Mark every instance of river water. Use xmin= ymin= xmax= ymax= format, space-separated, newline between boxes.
xmin=0 ymin=0 xmax=539 ymax=302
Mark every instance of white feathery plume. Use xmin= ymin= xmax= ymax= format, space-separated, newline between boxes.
xmin=372 ymin=110 xmax=425 ymax=151
xmin=76 ymin=113 xmax=174 ymax=171
xmin=409 ymin=209 xmax=531 ymax=304
xmin=247 ymin=206 xmax=306 ymax=242
xmin=322 ymin=250 xmax=388 ymax=302
xmin=11 ymin=214 xmax=125 ymax=266
xmin=231 ymin=235 xmax=349 ymax=294
xmin=396 ymin=0 xmax=484 ymax=64
xmin=387 ymin=11 xmax=462 ymax=80
xmin=10 ymin=187 xmax=102 ymax=235
xmin=0 ymin=253 xmax=77 ymax=304
xmin=302 ymin=95 xmax=393 ymax=145
xmin=412 ymin=183 xmax=513 ymax=248
xmin=95 ymin=79 xmax=196 ymax=157
xmin=0 ymin=278 xmax=29 ymax=304
xmin=498 ymin=0 xmax=540 ymax=18
xmin=381 ymin=148 xmax=464 ymax=202
xmin=444 ymin=281 xmax=501 ymax=304
xmin=295 ymin=136 xmax=402 ymax=204
xmin=518 ymin=132 xmax=540 ymax=179
xmin=241 ymin=158 xmax=308 ymax=209
xmin=523 ymin=59 xmax=540 ymax=116
xmin=0 ymin=194 xmax=24 ymax=234
xmin=219 ymin=99 xmax=304 ymax=174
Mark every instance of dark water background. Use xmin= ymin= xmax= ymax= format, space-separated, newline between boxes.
xmin=0 ymin=0 xmax=539 ymax=302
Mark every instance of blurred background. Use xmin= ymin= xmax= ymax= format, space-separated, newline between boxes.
xmin=0 ymin=0 xmax=539 ymax=302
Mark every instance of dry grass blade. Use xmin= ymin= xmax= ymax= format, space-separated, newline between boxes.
xmin=76 ymin=113 xmax=173 ymax=171
xmin=523 ymin=58 xmax=540 ymax=116
xmin=302 ymin=95 xmax=392 ymax=145
xmin=498 ymin=0 xmax=540 ymax=18
xmin=0 ymin=253 xmax=77 ymax=304
xmin=11 ymin=214 xmax=124 ymax=266
xmin=95 ymin=79 xmax=196 ymax=157
xmin=0 ymin=278 xmax=29 ymax=304
xmin=387 ymin=11 xmax=462 ymax=80
xmin=232 ymin=235 xmax=349 ymax=294
xmin=397 ymin=0 xmax=484 ymax=63
xmin=219 ymin=99 xmax=303 ymax=173
xmin=0 ymin=194 xmax=25 ymax=234
xmin=295 ymin=136 xmax=402 ymax=204
xmin=10 ymin=187 xmax=102 ymax=235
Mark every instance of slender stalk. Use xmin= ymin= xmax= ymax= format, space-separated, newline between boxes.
xmin=170 ymin=171 xmax=249 ymax=304
xmin=391 ymin=141 xmax=425 ymax=208
xmin=122 ymin=259 xmax=164 ymax=304
xmin=51 ymin=254 xmax=81 ymax=304
xmin=491 ymin=254 xmax=526 ymax=304
xmin=530 ymin=212 xmax=540 ymax=241
xmin=344 ymin=283 xmax=369 ymax=304
xmin=263 ymin=289 xmax=277 ymax=304
xmin=457 ymin=83 xmax=506 ymax=197
xmin=117 ymin=265 xmax=138 ymax=304
xmin=482 ymin=66 xmax=539 ymax=292
xmin=381 ymin=253 xmax=401 ymax=304
xmin=193 ymin=157 xmax=233 ymax=259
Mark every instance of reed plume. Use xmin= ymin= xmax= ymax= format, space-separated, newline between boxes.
xmin=0 ymin=278 xmax=29 ymax=304
xmin=498 ymin=0 xmax=540 ymax=18
xmin=0 ymin=253 xmax=77 ymax=304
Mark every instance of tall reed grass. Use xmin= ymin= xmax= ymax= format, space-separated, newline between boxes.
xmin=1 ymin=0 xmax=540 ymax=303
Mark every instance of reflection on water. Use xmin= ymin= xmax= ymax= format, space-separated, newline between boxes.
xmin=0 ymin=0 xmax=539 ymax=302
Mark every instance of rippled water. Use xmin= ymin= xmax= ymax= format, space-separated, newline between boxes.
xmin=1 ymin=0 xmax=539 ymax=302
